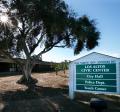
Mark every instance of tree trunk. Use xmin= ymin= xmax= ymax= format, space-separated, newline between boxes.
xmin=63 ymin=69 xmax=66 ymax=74
xmin=17 ymin=60 xmax=38 ymax=86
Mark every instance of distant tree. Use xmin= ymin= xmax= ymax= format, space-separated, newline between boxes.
xmin=61 ymin=60 xmax=69 ymax=74
xmin=0 ymin=0 xmax=100 ymax=86
xmin=53 ymin=60 xmax=69 ymax=75
xmin=53 ymin=63 xmax=60 ymax=75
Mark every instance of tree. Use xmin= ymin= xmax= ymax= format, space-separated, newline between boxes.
xmin=0 ymin=0 xmax=100 ymax=86
xmin=61 ymin=60 xmax=69 ymax=74
xmin=53 ymin=63 xmax=60 ymax=75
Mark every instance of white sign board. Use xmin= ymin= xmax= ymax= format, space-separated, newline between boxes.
xmin=69 ymin=52 xmax=120 ymax=99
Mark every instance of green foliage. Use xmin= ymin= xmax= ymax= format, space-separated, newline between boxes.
xmin=52 ymin=60 xmax=69 ymax=73
xmin=0 ymin=0 xmax=100 ymax=61
xmin=61 ymin=60 xmax=69 ymax=70
xmin=0 ymin=0 xmax=100 ymax=85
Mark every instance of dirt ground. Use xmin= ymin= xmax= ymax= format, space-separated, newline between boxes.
xmin=0 ymin=71 xmax=120 ymax=112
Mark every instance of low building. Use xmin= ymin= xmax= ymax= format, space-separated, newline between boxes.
xmin=0 ymin=56 xmax=54 ymax=74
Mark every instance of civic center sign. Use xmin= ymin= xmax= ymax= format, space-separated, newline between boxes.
xmin=76 ymin=64 xmax=116 ymax=92
xmin=69 ymin=52 xmax=120 ymax=99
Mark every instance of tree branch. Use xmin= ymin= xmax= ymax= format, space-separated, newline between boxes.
xmin=54 ymin=45 xmax=66 ymax=48
xmin=37 ymin=38 xmax=64 ymax=57
xmin=36 ymin=33 xmax=72 ymax=58
xmin=0 ymin=49 xmax=23 ymax=65
xmin=19 ymin=17 xmax=31 ymax=57
xmin=30 ymin=31 xmax=46 ymax=54
xmin=22 ymin=39 xmax=30 ymax=57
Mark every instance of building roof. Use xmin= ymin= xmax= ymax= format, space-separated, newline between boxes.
xmin=71 ymin=52 xmax=120 ymax=63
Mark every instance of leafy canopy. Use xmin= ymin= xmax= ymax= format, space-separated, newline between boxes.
xmin=0 ymin=0 xmax=100 ymax=60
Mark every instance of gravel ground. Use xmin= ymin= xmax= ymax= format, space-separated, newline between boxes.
xmin=0 ymin=71 xmax=68 ymax=92
xmin=0 ymin=71 xmax=120 ymax=112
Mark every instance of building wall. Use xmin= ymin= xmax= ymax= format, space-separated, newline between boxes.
xmin=0 ymin=62 xmax=54 ymax=73
xmin=0 ymin=62 xmax=16 ymax=72
xmin=32 ymin=64 xmax=54 ymax=72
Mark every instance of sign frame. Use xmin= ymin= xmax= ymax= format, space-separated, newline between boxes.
xmin=69 ymin=52 xmax=120 ymax=99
